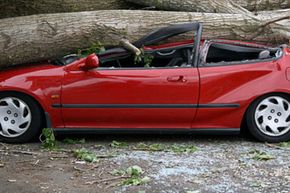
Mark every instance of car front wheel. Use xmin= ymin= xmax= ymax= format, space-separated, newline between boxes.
xmin=0 ymin=93 xmax=42 ymax=143
xmin=247 ymin=94 xmax=290 ymax=142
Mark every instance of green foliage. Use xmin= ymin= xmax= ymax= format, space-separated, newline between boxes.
xmin=41 ymin=128 xmax=57 ymax=150
xmin=77 ymin=41 xmax=105 ymax=57
xmin=135 ymin=143 xmax=165 ymax=151
xmin=73 ymin=148 xmax=98 ymax=163
xmin=126 ymin=165 xmax=143 ymax=177
xmin=170 ymin=144 xmax=198 ymax=153
xmin=279 ymin=141 xmax=290 ymax=147
xmin=121 ymin=176 xmax=150 ymax=186
xmin=112 ymin=165 xmax=150 ymax=186
xmin=134 ymin=49 xmax=154 ymax=67
xmin=134 ymin=143 xmax=197 ymax=153
xmin=249 ymin=181 xmax=262 ymax=187
xmin=111 ymin=169 xmax=127 ymax=176
xmin=110 ymin=140 xmax=129 ymax=148
xmin=249 ymin=150 xmax=274 ymax=161
xmin=62 ymin=138 xmax=86 ymax=144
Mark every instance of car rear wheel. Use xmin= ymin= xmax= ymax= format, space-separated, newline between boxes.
xmin=0 ymin=93 xmax=42 ymax=143
xmin=247 ymin=94 xmax=290 ymax=142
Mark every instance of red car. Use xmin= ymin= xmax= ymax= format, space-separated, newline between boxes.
xmin=0 ymin=23 xmax=290 ymax=143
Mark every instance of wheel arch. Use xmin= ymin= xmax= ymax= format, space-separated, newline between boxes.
xmin=240 ymin=91 xmax=290 ymax=133
xmin=0 ymin=89 xmax=48 ymax=128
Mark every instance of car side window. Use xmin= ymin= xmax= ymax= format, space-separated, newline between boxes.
xmin=202 ymin=43 xmax=281 ymax=66
xmin=100 ymin=47 xmax=194 ymax=69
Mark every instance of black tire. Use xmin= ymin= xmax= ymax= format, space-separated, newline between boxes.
xmin=0 ymin=92 xmax=43 ymax=143
xmin=246 ymin=93 xmax=290 ymax=143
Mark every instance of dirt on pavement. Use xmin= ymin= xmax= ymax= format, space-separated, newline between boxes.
xmin=0 ymin=134 xmax=289 ymax=193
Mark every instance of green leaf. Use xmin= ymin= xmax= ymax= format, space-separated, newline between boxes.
xmin=77 ymin=41 xmax=105 ymax=57
xmin=126 ymin=165 xmax=143 ymax=177
xmin=110 ymin=169 xmax=126 ymax=176
xmin=250 ymin=181 xmax=262 ymax=187
xmin=110 ymin=140 xmax=129 ymax=148
xmin=170 ymin=144 xmax=198 ymax=153
xmin=279 ymin=141 xmax=290 ymax=147
xmin=148 ymin=143 xmax=166 ymax=151
xmin=41 ymin=128 xmax=57 ymax=150
xmin=62 ymin=138 xmax=86 ymax=144
xmin=73 ymin=148 xmax=98 ymax=163
xmin=249 ymin=149 xmax=274 ymax=161
xmin=116 ymin=166 xmax=150 ymax=186
xmin=141 ymin=176 xmax=150 ymax=184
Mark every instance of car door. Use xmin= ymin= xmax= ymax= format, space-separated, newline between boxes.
xmin=61 ymin=67 xmax=199 ymax=130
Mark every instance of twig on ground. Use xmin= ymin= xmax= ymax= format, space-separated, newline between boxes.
xmin=0 ymin=142 xmax=8 ymax=149
xmin=50 ymin=154 xmax=69 ymax=159
xmin=33 ymin=159 xmax=40 ymax=165
xmin=73 ymin=166 xmax=87 ymax=172
xmin=85 ymin=176 xmax=128 ymax=185
xmin=15 ymin=159 xmax=36 ymax=163
xmin=265 ymin=143 xmax=283 ymax=149
xmin=96 ymin=154 xmax=116 ymax=159
xmin=98 ymin=170 xmax=104 ymax=178
xmin=105 ymin=181 xmax=120 ymax=189
xmin=0 ymin=149 xmax=39 ymax=156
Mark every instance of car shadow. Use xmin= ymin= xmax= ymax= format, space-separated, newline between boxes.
xmin=55 ymin=133 xmax=254 ymax=144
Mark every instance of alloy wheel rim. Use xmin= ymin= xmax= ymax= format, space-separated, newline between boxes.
xmin=0 ymin=97 xmax=31 ymax=138
xmin=254 ymin=96 xmax=290 ymax=137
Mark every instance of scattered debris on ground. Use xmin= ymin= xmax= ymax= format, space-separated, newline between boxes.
xmin=0 ymin=134 xmax=289 ymax=193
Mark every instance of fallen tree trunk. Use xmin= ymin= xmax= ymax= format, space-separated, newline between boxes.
xmin=126 ymin=0 xmax=290 ymax=12
xmin=0 ymin=0 xmax=138 ymax=19
xmin=233 ymin=0 xmax=290 ymax=12
xmin=257 ymin=9 xmax=290 ymax=40
xmin=0 ymin=10 xmax=289 ymax=66
xmin=125 ymin=0 xmax=251 ymax=14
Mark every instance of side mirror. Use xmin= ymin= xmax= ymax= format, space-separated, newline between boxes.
xmin=81 ymin=54 xmax=99 ymax=70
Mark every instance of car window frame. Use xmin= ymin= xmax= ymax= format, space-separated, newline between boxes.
xmin=198 ymin=40 xmax=284 ymax=68
xmin=98 ymin=44 xmax=196 ymax=71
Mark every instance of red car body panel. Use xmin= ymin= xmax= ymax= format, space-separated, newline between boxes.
xmin=0 ymin=38 xmax=289 ymax=132
xmin=62 ymin=66 xmax=199 ymax=129
xmin=0 ymin=64 xmax=64 ymax=128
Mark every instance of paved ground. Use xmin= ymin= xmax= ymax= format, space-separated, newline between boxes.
xmin=0 ymin=134 xmax=289 ymax=193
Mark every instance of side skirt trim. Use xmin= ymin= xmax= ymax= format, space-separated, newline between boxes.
xmin=53 ymin=128 xmax=240 ymax=135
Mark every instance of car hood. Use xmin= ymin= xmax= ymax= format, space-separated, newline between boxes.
xmin=0 ymin=63 xmax=60 ymax=81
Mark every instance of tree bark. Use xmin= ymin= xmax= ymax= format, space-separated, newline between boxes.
xmin=233 ymin=0 xmax=290 ymax=12
xmin=125 ymin=0 xmax=290 ymax=13
xmin=120 ymin=39 xmax=141 ymax=55
xmin=254 ymin=9 xmax=290 ymax=41
xmin=0 ymin=0 xmax=139 ymax=19
xmin=0 ymin=10 xmax=288 ymax=66
xmin=125 ymin=0 xmax=251 ymax=14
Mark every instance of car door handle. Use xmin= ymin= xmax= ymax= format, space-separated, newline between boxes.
xmin=167 ymin=76 xmax=187 ymax=82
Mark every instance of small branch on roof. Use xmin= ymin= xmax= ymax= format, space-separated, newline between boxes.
xmin=119 ymin=39 xmax=141 ymax=56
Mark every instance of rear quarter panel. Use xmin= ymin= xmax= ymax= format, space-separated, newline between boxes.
xmin=194 ymin=48 xmax=290 ymax=129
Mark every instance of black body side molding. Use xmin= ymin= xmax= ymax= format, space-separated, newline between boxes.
xmin=51 ymin=103 xmax=240 ymax=109
xmin=53 ymin=128 xmax=240 ymax=135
